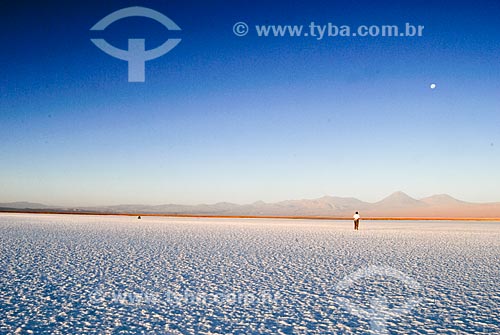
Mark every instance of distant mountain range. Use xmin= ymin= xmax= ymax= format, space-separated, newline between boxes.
xmin=2 ymin=192 xmax=500 ymax=218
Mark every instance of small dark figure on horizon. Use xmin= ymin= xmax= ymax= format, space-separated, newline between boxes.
xmin=138 ymin=216 xmax=141 ymax=220
xmin=353 ymin=212 xmax=360 ymax=230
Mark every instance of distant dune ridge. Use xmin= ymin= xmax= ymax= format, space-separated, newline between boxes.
xmin=2 ymin=192 xmax=500 ymax=218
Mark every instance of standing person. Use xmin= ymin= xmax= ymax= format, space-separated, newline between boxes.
xmin=353 ymin=212 xmax=360 ymax=230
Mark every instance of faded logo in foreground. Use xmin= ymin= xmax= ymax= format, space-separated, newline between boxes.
xmin=335 ymin=265 xmax=422 ymax=334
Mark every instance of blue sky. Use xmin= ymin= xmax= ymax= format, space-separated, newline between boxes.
xmin=1 ymin=0 xmax=499 ymax=206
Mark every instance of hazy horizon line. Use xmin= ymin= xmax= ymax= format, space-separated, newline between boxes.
xmin=2 ymin=191 xmax=500 ymax=209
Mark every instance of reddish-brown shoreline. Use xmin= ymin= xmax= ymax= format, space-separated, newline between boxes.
xmin=1 ymin=210 xmax=500 ymax=221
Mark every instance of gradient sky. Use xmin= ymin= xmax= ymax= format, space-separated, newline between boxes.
xmin=1 ymin=0 xmax=500 ymax=206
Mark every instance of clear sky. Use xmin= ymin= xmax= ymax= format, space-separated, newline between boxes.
xmin=1 ymin=0 xmax=499 ymax=206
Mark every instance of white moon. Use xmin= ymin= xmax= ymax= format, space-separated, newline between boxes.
xmin=430 ymin=83 xmax=437 ymax=89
